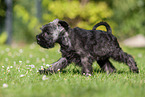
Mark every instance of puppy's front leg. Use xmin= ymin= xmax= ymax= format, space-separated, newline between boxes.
xmin=81 ymin=57 xmax=93 ymax=76
xmin=39 ymin=57 xmax=69 ymax=74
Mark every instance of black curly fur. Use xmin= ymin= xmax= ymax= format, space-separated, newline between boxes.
xmin=36 ymin=19 xmax=139 ymax=76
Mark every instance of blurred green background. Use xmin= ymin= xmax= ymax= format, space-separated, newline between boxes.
xmin=0 ymin=0 xmax=145 ymax=44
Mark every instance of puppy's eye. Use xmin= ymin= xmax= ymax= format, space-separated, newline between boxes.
xmin=57 ymin=24 xmax=61 ymax=27
xmin=42 ymin=33 xmax=47 ymax=37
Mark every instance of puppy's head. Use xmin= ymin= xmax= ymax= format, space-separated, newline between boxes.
xmin=36 ymin=19 xmax=69 ymax=49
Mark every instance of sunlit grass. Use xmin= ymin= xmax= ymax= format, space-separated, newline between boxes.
xmin=0 ymin=43 xmax=145 ymax=97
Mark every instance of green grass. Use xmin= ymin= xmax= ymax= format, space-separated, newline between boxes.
xmin=0 ymin=43 xmax=145 ymax=97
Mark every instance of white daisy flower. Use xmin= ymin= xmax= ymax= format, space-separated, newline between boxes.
xmin=3 ymin=83 xmax=8 ymax=88
xmin=42 ymin=75 xmax=49 ymax=80
xmin=20 ymin=74 xmax=25 ymax=77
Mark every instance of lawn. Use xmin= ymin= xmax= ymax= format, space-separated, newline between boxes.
xmin=0 ymin=43 xmax=145 ymax=97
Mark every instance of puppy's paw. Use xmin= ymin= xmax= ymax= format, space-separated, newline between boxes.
xmin=39 ymin=68 xmax=48 ymax=74
xmin=82 ymin=73 xmax=92 ymax=77
xmin=131 ymin=67 xmax=139 ymax=73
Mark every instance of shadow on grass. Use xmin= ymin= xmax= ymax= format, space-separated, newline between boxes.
xmin=38 ymin=67 xmax=133 ymax=76
xmin=62 ymin=68 xmax=131 ymax=75
xmin=117 ymin=70 xmax=130 ymax=74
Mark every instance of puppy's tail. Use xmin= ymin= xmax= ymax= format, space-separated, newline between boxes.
xmin=92 ymin=22 xmax=112 ymax=33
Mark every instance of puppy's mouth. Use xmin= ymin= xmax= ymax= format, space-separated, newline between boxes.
xmin=37 ymin=40 xmax=54 ymax=49
xmin=36 ymin=35 xmax=54 ymax=49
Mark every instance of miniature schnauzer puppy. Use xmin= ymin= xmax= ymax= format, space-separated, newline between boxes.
xmin=36 ymin=19 xmax=139 ymax=76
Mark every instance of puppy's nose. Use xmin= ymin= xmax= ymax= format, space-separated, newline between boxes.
xmin=36 ymin=35 xmax=38 ymax=38
xmin=36 ymin=35 xmax=40 ymax=41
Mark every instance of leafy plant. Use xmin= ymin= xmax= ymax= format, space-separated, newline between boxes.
xmin=112 ymin=0 xmax=145 ymax=40
xmin=0 ymin=32 xmax=7 ymax=44
xmin=42 ymin=0 xmax=113 ymax=30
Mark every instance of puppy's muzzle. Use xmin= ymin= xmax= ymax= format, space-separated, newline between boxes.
xmin=36 ymin=35 xmax=47 ymax=48
xmin=36 ymin=35 xmax=55 ymax=49
xmin=36 ymin=35 xmax=41 ymax=44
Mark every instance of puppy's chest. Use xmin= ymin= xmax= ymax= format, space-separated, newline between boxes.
xmin=60 ymin=47 xmax=80 ymax=59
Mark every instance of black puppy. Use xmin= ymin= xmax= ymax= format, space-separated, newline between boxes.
xmin=36 ymin=19 xmax=139 ymax=76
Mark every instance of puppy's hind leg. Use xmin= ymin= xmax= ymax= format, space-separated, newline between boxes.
xmin=111 ymin=49 xmax=139 ymax=73
xmin=97 ymin=59 xmax=116 ymax=74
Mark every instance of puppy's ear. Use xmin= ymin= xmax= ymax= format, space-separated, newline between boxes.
xmin=58 ymin=20 xmax=69 ymax=31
